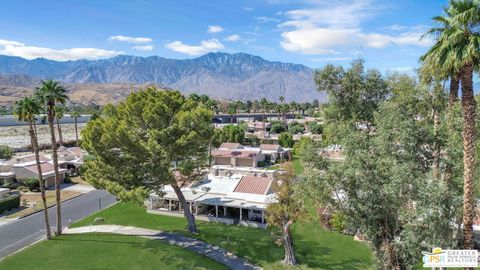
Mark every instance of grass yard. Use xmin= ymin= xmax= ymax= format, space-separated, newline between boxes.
xmin=267 ymin=155 xmax=304 ymax=175
xmin=0 ymin=233 xmax=226 ymax=270
xmin=72 ymin=202 xmax=375 ymax=269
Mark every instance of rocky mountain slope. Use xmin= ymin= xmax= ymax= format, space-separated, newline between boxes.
xmin=0 ymin=53 xmax=324 ymax=105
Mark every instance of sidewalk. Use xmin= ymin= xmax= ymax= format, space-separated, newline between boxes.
xmin=64 ymin=225 xmax=261 ymax=270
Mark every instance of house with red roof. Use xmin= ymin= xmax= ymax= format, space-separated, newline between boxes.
xmin=148 ymin=173 xmax=277 ymax=228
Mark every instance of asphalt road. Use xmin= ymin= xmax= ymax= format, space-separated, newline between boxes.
xmin=0 ymin=189 xmax=117 ymax=260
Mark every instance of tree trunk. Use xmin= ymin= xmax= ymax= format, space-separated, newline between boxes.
xmin=31 ymin=122 xmax=52 ymax=240
xmin=381 ymin=238 xmax=402 ymax=270
xmin=449 ymin=75 xmax=460 ymax=108
xmin=432 ymin=108 xmax=441 ymax=180
xmin=74 ymin=117 xmax=78 ymax=145
xmin=282 ymin=219 xmax=297 ymax=266
xmin=460 ymin=63 xmax=476 ymax=251
xmin=171 ymin=181 xmax=197 ymax=233
xmin=48 ymin=107 xmax=62 ymax=235
xmin=262 ymin=112 xmax=266 ymax=135
xmin=56 ymin=117 xmax=63 ymax=146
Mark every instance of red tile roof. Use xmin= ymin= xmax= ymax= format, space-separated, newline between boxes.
xmin=260 ymin=144 xmax=281 ymax=151
xmin=219 ymin=143 xmax=242 ymax=150
xmin=212 ymin=149 xmax=258 ymax=159
xmin=233 ymin=175 xmax=273 ymax=195
xmin=17 ymin=155 xmax=48 ymax=163
xmin=24 ymin=163 xmax=57 ymax=175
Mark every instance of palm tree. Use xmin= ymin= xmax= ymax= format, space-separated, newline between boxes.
xmin=54 ymin=105 xmax=65 ymax=146
xmin=422 ymin=0 xmax=480 ymax=250
xmin=260 ymin=98 xmax=269 ymax=135
xmin=35 ymin=80 xmax=69 ymax=235
xmin=13 ymin=97 xmax=52 ymax=239
xmin=70 ymin=110 xmax=81 ymax=145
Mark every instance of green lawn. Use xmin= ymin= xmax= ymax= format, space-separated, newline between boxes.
xmin=266 ymin=155 xmax=304 ymax=175
xmin=0 ymin=233 xmax=226 ymax=270
xmin=71 ymin=202 xmax=375 ymax=269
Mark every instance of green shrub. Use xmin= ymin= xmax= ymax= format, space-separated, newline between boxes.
xmin=1 ymin=182 xmax=11 ymax=189
xmin=0 ymin=145 xmax=13 ymax=160
xmin=64 ymin=175 xmax=72 ymax=183
xmin=288 ymin=122 xmax=305 ymax=134
xmin=330 ymin=212 xmax=347 ymax=232
xmin=271 ymin=123 xmax=286 ymax=134
xmin=278 ymin=132 xmax=295 ymax=148
xmin=309 ymin=122 xmax=323 ymax=134
xmin=25 ymin=178 xmax=40 ymax=192
xmin=257 ymin=161 xmax=267 ymax=167
xmin=0 ymin=195 xmax=20 ymax=213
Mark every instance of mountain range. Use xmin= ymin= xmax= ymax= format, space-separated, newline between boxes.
xmin=0 ymin=53 xmax=324 ymax=106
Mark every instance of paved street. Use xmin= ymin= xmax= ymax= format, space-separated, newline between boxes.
xmin=0 ymin=189 xmax=116 ymax=260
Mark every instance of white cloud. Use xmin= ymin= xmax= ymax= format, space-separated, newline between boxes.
xmin=109 ymin=35 xmax=152 ymax=43
xmin=278 ymin=1 xmax=432 ymax=54
xmin=383 ymin=24 xmax=407 ymax=31
xmin=309 ymin=57 xmax=353 ymax=62
xmin=281 ymin=27 xmax=356 ymax=54
xmin=255 ymin=16 xmax=280 ymax=23
xmin=207 ymin=25 xmax=224 ymax=34
xmin=225 ymin=34 xmax=241 ymax=42
xmin=165 ymin=38 xmax=224 ymax=56
xmin=132 ymin=45 xmax=154 ymax=51
xmin=243 ymin=7 xmax=254 ymax=11
xmin=359 ymin=30 xmax=433 ymax=48
xmin=0 ymin=39 xmax=122 ymax=61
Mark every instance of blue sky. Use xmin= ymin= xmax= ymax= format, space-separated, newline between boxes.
xmin=0 ymin=0 xmax=447 ymax=72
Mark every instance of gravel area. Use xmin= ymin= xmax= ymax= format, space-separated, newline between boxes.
xmin=0 ymin=123 xmax=86 ymax=149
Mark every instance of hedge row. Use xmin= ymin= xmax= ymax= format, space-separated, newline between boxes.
xmin=0 ymin=195 xmax=20 ymax=213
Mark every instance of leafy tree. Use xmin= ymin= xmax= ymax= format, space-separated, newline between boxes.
xmin=266 ymin=163 xmax=305 ymax=266
xmin=13 ymin=96 xmax=51 ymax=239
xmin=81 ymin=88 xmax=213 ymax=233
xmin=270 ymin=123 xmax=286 ymax=134
xmin=0 ymin=145 xmax=13 ymax=160
xmin=288 ymin=122 xmax=304 ymax=134
xmin=308 ymin=122 xmax=323 ymax=134
xmin=278 ymin=132 xmax=294 ymax=148
xmin=421 ymin=0 xmax=480 ymax=249
xmin=35 ymin=80 xmax=68 ymax=235
xmin=315 ymin=59 xmax=389 ymax=126
xmin=305 ymin=71 xmax=463 ymax=269
xmin=212 ymin=125 xmax=245 ymax=147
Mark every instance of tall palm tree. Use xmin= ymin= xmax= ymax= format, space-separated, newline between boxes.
xmin=70 ymin=110 xmax=81 ymax=145
xmin=422 ymin=0 xmax=480 ymax=251
xmin=35 ymin=80 xmax=69 ymax=235
xmin=13 ymin=97 xmax=52 ymax=239
xmin=260 ymin=98 xmax=269 ymax=135
xmin=54 ymin=105 xmax=65 ymax=146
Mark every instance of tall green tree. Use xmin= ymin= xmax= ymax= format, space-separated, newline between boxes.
xmin=82 ymin=88 xmax=214 ymax=233
xmin=13 ymin=97 xmax=52 ymax=239
xmin=266 ymin=163 xmax=305 ymax=266
xmin=421 ymin=0 xmax=480 ymax=250
xmin=35 ymin=80 xmax=69 ymax=235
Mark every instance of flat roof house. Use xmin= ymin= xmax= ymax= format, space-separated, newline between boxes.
xmin=212 ymin=143 xmax=264 ymax=168
xmin=259 ymin=144 xmax=291 ymax=162
xmin=11 ymin=157 xmax=67 ymax=188
xmin=148 ymin=173 xmax=276 ymax=228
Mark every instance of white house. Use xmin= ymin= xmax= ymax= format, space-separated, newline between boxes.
xmin=148 ymin=173 xmax=276 ymax=228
